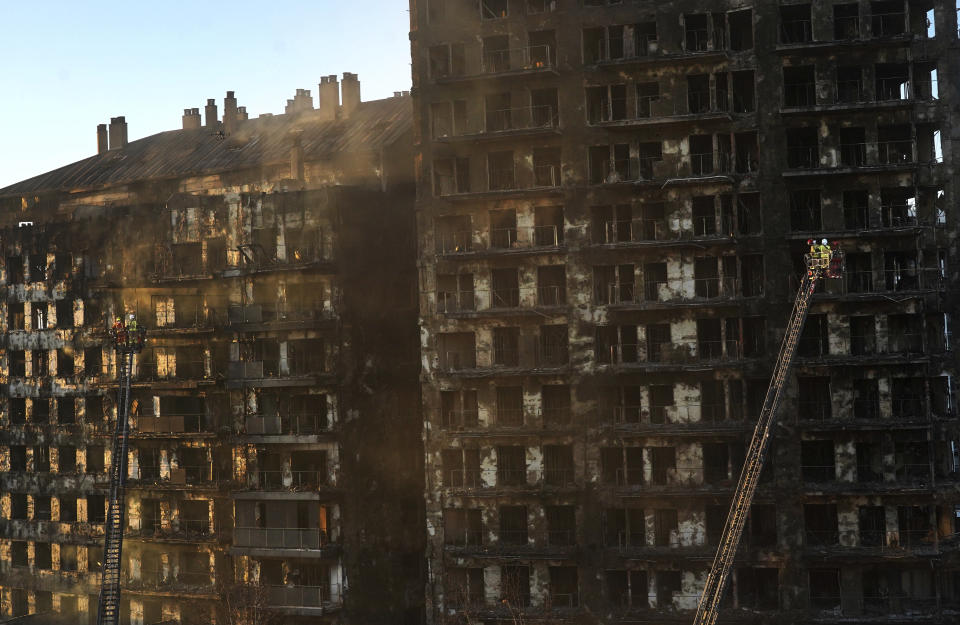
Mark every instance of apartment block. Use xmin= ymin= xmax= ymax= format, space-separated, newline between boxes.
xmin=0 ymin=79 xmax=423 ymax=625
xmin=409 ymin=0 xmax=960 ymax=622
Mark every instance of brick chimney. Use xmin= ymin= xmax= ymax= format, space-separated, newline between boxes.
xmin=182 ymin=108 xmax=201 ymax=130
xmin=108 ymin=117 xmax=128 ymax=150
xmin=237 ymin=106 xmax=249 ymax=121
xmin=317 ymin=75 xmax=339 ymax=120
xmin=223 ymin=91 xmax=238 ymax=134
xmin=285 ymin=89 xmax=313 ymax=115
xmin=97 ymin=124 xmax=109 ymax=154
xmin=341 ymin=72 xmax=361 ymax=118
xmin=204 ymin=98 xmax=218 ymax=128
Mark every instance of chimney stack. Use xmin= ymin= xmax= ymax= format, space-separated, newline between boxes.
xmin=290 ymin=130 xmax=305 ymax=181
xmin=204 ymin=98 xmax=218 ymax=128
xmin=108 ymin=117 xmax=128 ymax=150
xmin=182 ymin=108 xmax=202 ymax=130
xmin=317 ymin=75 xmax=339 ymax=120
xmin=285 ymin=89 xmax=314 ymax=115
xmin=97 ymin=124 xmax=109 ymax=154
xmin=223 ymin=90 xmax=238 ymax=134
xmin=341 ymin=72 xmax=361 ymax=117
xmin=237 ymin=106 xmax=249 ymax=121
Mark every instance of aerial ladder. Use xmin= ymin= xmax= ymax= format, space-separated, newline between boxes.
xmin=97 ymin=316 xmax=146 ymax=625
xmin=693 ymin=241 xmax=842 ymax=625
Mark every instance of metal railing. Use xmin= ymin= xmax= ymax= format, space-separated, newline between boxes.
xmin=835 ymin=79 xmax=864 ymax=103
xmin=482 ymin=45 xmax=552 ymax=73
xmin=805 ymin=530 xmax=841 ymax=547
xmin=787 ymin=145 xmax=819 ymax=168
xmin=784 ymin=83 xmax=816 ymax=107
xmin=253 ymin=470 xmax=329 ymax=490
xmin=498 ymin=529 xmax=529 ymax=544
xmin=839 ymin=142 xmax=867 ymax=167
xmin=533 ymin=164 xmax=560 ymax=187
xmin=877 ymin=139 xmax=914 ymax=164
xmin=686 ymin=29 xmax=709 ymax=51
xmin=801 ymin=465 xmax=836 ymax=482
xmin=445 ymin=528 xmax=483 ymax=545
xmin=488 ymin=167 xmax=517 ymax=191
xmin=543 ymin=468 xmax=575 ymax=486
xmin=441 ymin=409 xmax=479 ymax=430
xmin=443 ymin=468 xmax=483 ymax=488
xmin=266 ymin=585 xmax=341 ymax=609
xmin=484 ymin=105 xmax=556 ymax=132
xmin=440 ymin=350 xmax=477 ymax=371
xmin=234 ymin=526 xmax=329 ymax=550
xmin=134 ymin=414 xmax=211 ymax=434
xmin=244 ymin=413 xmax=331 ymax=435
xmin=497 ymin=467 xmax=528 ymax=486
xmin=877 ymin=77 xmax=910 ymax=101
xmin=872 ymin=12 xmax=906 ymax=37
xmin=136 ymin=358 xmax=206 ymax=381
xmin=597 ymin=218 xmax=670 ymax=244
xmin=599 ymin=158 xmax=633 ymax=183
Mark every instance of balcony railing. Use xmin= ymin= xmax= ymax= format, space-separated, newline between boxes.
xmin=244 ymin=413 xmax=331 ymax=435
xmin=134 ymin=414 xmax=211 ymax=434
xmin=877 ymin=140 xmax=914 ymax=164
xmin=781 ymin=20 xmax=813 ymax=43
xmin=266 ymin=584 xmax=341 ymax=609
xmin=482 ymin=45 xmax=552 ymax=74
xmin=484 ymin=105 xmax=557 ymax=132
xmin=252 ymin=470 xmax=329 ymax=490
xmin=597 ymin=218 xmax=669 ymax=244
xmin=234 ymin=526 xmax=330 ymax=550
xmin=872 ymin=12 xmax=906 ymax=37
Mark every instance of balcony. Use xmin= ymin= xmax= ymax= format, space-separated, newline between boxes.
xmin=266 ymin=584 xmax=342 ymax=614
xmin=228 ymin=303 xmax=336 ymax=329
xmin=250 ymin=470 xmax=330 ymax=491
xmin=784 ymin=141 xmax=917 ymax=175
xmin=233 ymin=527 xmax=332 ymax=551
xmin=133 ymin=414 xmax=214 ymax=436
xmin=827 ymin=268 xmax=943 ymax=296
xmin=435 ymin=225 xmax=564 ymax=256
xmin=481 ymin=45 xmax=553 ymax=76
xmin=481 ymin=105 xmax=559 ymax=136
xmin=244 ymin=413 xmax=332 ymax=437
xmin=228 ymin=243 xmax=335 ymax=276
xmin=435 ymin=286 xmax=567 ymax=316
xmin=439 ymin=344 xmax=569 ymax=375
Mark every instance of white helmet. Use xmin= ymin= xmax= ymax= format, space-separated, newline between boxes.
xmin=821 ymin=239 xmax=828 ymax=245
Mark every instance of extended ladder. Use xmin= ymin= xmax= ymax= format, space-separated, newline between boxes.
xmin=97 ymin=324 xmax=145 ymax=625
xmin=693 ymin=247 xmax=840 ymax=625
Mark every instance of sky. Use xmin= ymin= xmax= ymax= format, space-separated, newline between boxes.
xmin=0 ymin=1 xmax=412 ymax=189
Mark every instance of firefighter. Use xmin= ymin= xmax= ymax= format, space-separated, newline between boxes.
xmin=112 ymin=316 xmax=127 ymax=346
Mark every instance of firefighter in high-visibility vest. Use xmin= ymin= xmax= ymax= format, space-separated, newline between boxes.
xmin=818 ymin=239 xmax=831 ymax=267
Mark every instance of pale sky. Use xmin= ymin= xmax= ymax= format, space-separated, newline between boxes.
xmin=0 ymin=1 xmax=412 ymax=189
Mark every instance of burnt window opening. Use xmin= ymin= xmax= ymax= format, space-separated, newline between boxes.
xmin=857 ymin=441 xmax=884 ymax=482
xmin=428 ymin=43 xmax=464 ymax=79
xmin=809 ymin=568 xmax=842 ymax=610
xmin=884 ymin=249 xmax=921 ymax=290
xmin=501 ymin=565 xmax=531 ymax=607
xmin=534 ymin=205 xmax=564 ymax=247
xmin=9 ymin=350 xmax=25 ymax=377
xmin=834 ymin=3 xmax=861 ymax=39
xmin=85 ymin=395 xmax=105 ymax=425
xmin=6 ymin=255 xmax=23 ymax=283
xmin=784 ymin=65 xmax=816 ymax=107
xmin=650 ymin=446 xmax=676 ymax=485
xmin=32 ymin=398 xmax=49 ymax=424
xmin=35 ymin=495 xmax=52 ymax=520
xmin=913 ymin=61 xmax=939 ymax=100
xmin=859 ymin=505 xmax=886 ymax=546
xmin=839 ymin=127 xmax=867 ymax=166
xmin=547 ymin=505 xmax=576 ymax=545
xmin=592 ymin=262 xmax=635 ymax=304
xmin=11 ymin=541 xmax=27 ymax=567
xmin=31 ymin=303 xmax=47 ymax=330
xmin=447 ymin=568 xmax=484 ymax=608
xmin=444 ymin=508 xmax=482 ymax=546
xmin=432 ymin=157 xmax=470 ymax=196
xmin=482 ymin=35 xmax=510 ymax=72
xmin=687 ymin=74 xmax=711 ymax=113
xmin=84 ymin=347 xmax=103 ymax=377
xmin=438 ymin=332 xmax=476 ymax=371
xmin=636 ymin=82 xmax=660 ymax=118
xmin=497 ymin=445 xmax=527 ymax=486
xmin=871 ymin=0 xmax=906 ymax=36
xmin=790 ymin=189 xmax=822 ymax=230
xmin=58 ymin=446 xmax=77 ymax=473
xmin=440 ymin=389 xmax=478 ymax=429
xmin=485 ymin=92 xmax=512 ymax=132
xmin=749 ymin=505 xmax=778 ymax=547
xmin=589 ymin=144 xmax=632 ymax=184
xmin=735 ymin=132 xmax=759 ymax=173
xmin=843 ymin=190 xmax=870 ymax=230
xmin=637 ymin=142 xmax=662 ymax=179
xmin=740 ymin=254 xmax=764 ymax=296
xmin=891 ymin=377 xmax=925 ymax=417
xmin=8 ymin=302 xmax=24 ymax=331
xmin=729 ymin=9 xmax=754 ymax=50
xmin=738 ymin=567 xmax=780 ymax=609
xmin=57 ymin=348 xmax=74 ymax=376
xmin=544 ymin=445 xmax=574 ymax=485
xmin=491 ymin=267 xmax=520 ymax=308
xmin=429 ymin=102 xmax=452 ymax=139
xmin=35 ymin=542 xmax=52 ymax=569
xmin=437 ymin=273 xmax=475 ymax=313
xmin=732 ymin=70 xmax=755 ymax=112
xmin=798 ymin=377 xmax=832 ymax=421
xmin=550 ymin=566 xmax=579 ymax=608
xmin=60 ymin=495 xmax=78 ymax=522
xmin=488 ymin=151 xmax=516 ymax=190
xmin=786 ymin=128 xmax=819 ymax=169
xmin=700 ymin=380 xmax=727 ymax=422
xmin=492 ymin=326 xmax=520 ymax=367
xmin=587 ymin=84 xmax=626 ymax=123
xmin=898 ymin=505 xmax=934 ymax=547
xmin=542 ymin=384 xmax=571 ymax=426
xmin=646 ymin=323 xmax=671 ymax=363
xmin=689 ymin=134 xmax=716 ymax=175
xmin=735 ymin=193 xmax=761 ymax=234
xmin=533 ymin=147 xmax=561 ymax=187
xmin=876 ymin=63 xmax=910 ymax=101
xmin=10 ymin=398 xmax=26 ymax=424
xmin=647 ymin=384 xmax=673 ymax=425
xmin=10 ymin=445 xmax=27 ymax=471
xmin=853 ymin=379 xmax=881 ymax=420
xmin=804 ymin=503 xmax=840 ymax=546
xmin=86 ymin=446 xmax=105 ymax=474
xmin=895 ymin=437 xmax=930 ymax=480
xmin=850 ymin=315 xmax=877 ymax=355
xmin=489 ymin=208 xmax=518 ymax=249
xmin=878 ymin=123 xmax=913 ymax=164
xmin=836 ymin=66 xmax=864 ymax=102
xmin=441 ymin=448 xmax=481 ymax=487
xmin=499 ymin=505 xmax=528 ymax=544
xmin=657 ymin=570 xmax=682 ymax=607
xmin=481 ymin=0 xmax=508 ymax=20
xmin=604 ymin=507 xmax=645 ymax=547
xmin=28 ymin=253 xmax=47 ymax=283
xmin=780 ymin=4 xmax=813 ymax=43
xmin=801 ymin=440 xmax=836 ymax=482
xmin=495 ymin=385 xmax=524 ymax=426
xmin=653 ymin=508 xmax=679 ymax=546
xmin=435 ymin=215 xmax=471 ymax=254
xmin=685 ymin=14 xmax=709 ymax=51
xmin=32 ymin=349 xmax=49 ymax=377
xmin=539 ymin=324 xmax=569 ymax=366
xmin=55 ymin=299 xmax=73 ymax=329
xmin=888 ymin=315 xmax=924 ymax=354
xmin=703 ymin=443 xmax=731 ymax=485
xmin=531 ymin=88 xmax=559 ymax=127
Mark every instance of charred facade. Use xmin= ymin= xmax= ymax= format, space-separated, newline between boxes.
xmin=0 ymin=79 xmax=423 ymax=625
xmin=410 ymin=1 xmax=960 ymax=623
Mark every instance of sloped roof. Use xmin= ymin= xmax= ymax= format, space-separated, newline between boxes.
xmin=0 ymin=95 xmax=411 ymax=196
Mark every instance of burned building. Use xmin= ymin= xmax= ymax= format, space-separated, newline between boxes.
xmin=410 ymin=0 xmax=960 ymax=623
xmin=0 ymin=77 xmax=423 ymax=625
